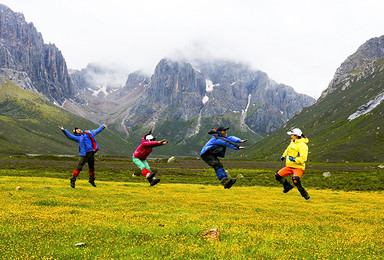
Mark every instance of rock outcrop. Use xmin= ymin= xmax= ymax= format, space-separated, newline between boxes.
xmin=122 ymin=58 xmax=315 ymax=135
xmin=320 ymin=35 xmax=384 ymax=99
xmin=0 ymin=4 xmax=73 ymax=104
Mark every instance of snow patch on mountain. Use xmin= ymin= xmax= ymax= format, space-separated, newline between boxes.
xmin=88 ymin=86 xmax=108 ymax=96
xmin=240 ymin=94 xmax=258 ymax=135
xmin=205 ymin=79 xmax=219 ymax=92
xmin=348 ymin=92 xmax=384 ymax=120
xmin=202 ymin=95 xmax=209 ymax=104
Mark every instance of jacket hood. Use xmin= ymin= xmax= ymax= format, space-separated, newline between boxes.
xmin=296 ymin=137 xmax=309 ymax=144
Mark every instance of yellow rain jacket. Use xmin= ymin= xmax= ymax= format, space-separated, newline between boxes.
xmin=282 ymin=137 xmax=309 ymax=170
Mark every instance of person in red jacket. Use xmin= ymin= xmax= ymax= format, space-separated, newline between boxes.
xmin=132 ymin=130 xmax=168 ymax=186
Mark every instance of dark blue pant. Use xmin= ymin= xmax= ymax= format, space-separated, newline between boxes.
xmin=201 ymin=152 xmax=228 ymax=181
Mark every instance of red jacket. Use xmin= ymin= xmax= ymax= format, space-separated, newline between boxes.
xmin=133 ymin=136 xmax=163 ymax=160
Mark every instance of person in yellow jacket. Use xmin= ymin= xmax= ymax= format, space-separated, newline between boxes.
xmin=275 ymin=128 xmax=310 ymax=200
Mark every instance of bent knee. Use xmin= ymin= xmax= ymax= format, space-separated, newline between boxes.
xmin=275 ymin=172 xmax=283 ymax=181
xmin=292 ymin=176 xmax=301 ymax=186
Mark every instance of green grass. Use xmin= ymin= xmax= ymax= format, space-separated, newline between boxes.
xmin=1 ymin=155 xmax=383 ymax=192
xmin=0 ymin=176 xmax=383 ymax=259
xmin=0 ymin=157 xmax=383 ymax=258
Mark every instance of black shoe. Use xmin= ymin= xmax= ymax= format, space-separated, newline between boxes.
xmin=149 ymin=178 xmax=160 ymax=186
xmin=283 ymin=185 xmax=294 ymax=193
xmin=299 ymin=189 xmax=310 ymax=200
xmin=89 ymin=176 xmax=96 ymax=187
xmin=303 ymin=193 xmax=310 ymax=200
xmin=282 ymin=179 xmax=294 ymax=193
xmin=70 ymin=177 xmax=76 ymax=188
xmin=224 ymin=178 xmax=237 ymax=189
xmin=146 ymin=172 xmax=155 ymax=179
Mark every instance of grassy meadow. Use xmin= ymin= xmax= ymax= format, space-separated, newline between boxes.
xmin=0 ymin=155 xmax=384 ymax=259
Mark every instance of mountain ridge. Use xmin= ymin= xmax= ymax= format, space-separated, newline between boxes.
xmin=320 ymin=35 xmax=384 ymax=100
xmin=237 ymin=37 xmax=384 ymax=162
xmin=0 ymin=3 xmax=315 ymax=157
xmin=0 ymin=3 xmax=74 ymax=104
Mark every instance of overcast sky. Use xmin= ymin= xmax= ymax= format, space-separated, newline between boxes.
xmin=1 ymin=0 xmax=384 ymax=99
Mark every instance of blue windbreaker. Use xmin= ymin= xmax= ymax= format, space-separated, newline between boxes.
xmin=200 ymin=133 xmax=241 ymax=158
xmin=62 ymin=125 xmax=105 ymax=156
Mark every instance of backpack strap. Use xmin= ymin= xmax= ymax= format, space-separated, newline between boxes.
xmin=85 ymin=132 xmax=98 ymax=152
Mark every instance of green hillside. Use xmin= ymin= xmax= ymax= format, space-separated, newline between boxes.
xmin=237 ymin=58 xmax=384 ymax=163
xmin=0 ymin=80 xmax=134 ymax=156
xmin=109 ymin=113 xmax=264 ymax=158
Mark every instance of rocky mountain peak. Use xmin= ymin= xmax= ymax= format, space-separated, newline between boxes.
xmin=121 ymin=70 xmax=150 ymax=94
xmin=0 ymin=4 xmax=73 ymax=104
xmin=149 ymin=58 xmax=205 ymax=104
xmin=320 ymin=35 xmax=384 ymax=99
xmin=121 ymin=58 xmax=316 ymax=141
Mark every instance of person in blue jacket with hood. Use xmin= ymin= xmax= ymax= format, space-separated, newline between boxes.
xmin=59 ymin=124 xmax=107 ymax=188
xmin=200 ymin=126 xmax=247 ymax=189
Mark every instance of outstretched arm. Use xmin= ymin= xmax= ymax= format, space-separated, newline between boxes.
xmin=142 ymin=139 xmax=168 ymax=147
xmin=214 ymin=137 xmax=240 ymax=150
xmin=238 ymin=139 xmax=248 ymax=149
xmin=91 ymin=124 xmax=107 ymax=136
xmin=158 ymin=139 xmax=169 ymax=145
xmin=59 ymin=126 xmax=80 ymax=142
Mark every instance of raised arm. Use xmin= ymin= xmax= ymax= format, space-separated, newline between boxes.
xmin=90 ymin=124 xmax=106 ymax=136
xmin=59 ymin=125 xmax=80 ymax=143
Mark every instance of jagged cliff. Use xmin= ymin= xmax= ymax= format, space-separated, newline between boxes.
xmin=122 ymin=58 xmax=315 ymax=136
xmin=0 ymin=4 xmax=73 ymax=104
xmin=239 ymin=35 xmax=384 ymax=162
xmin=320 ymin=35 xmax=384 ymax=99
xmin=66 ymin=64 xmax=149 ymax=125
xmin=0 ymin=3 xmax=317 ymax=157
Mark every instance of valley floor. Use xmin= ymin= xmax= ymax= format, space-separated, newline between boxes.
xmin=0 ymin=154 xmax=383 ymax=191
xmin=0 ymin=176 xmax=383 ymax=259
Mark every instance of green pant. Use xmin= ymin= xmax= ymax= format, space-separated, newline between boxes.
xmin=132 ymin=156 xmax=151 ymax=171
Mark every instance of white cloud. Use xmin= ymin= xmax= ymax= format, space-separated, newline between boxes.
xmin=2 ymin=0 xmax=384 ymax=99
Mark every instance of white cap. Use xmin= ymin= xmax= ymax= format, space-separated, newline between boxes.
xmin=287 ymin=128 xmax=302 ymax=136
xmin=145 ymin=134 xmax=155 ymax=141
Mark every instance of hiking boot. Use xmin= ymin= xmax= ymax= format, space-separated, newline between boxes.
xmin=150 ymin=178 xmax=161 ymax=186
xmin=223 ymin=178 xmax=237 ymax=189
xmin=299 ymin=189 xmax=310 ymax=200
xmin=283 ymin=185 xmax=294 ymax=193
xmin=70 ymin=177 xmax=76 ymax=188
xmin=89 ymin=176 xmax=96 ymax=187
xmin=283 ymin=181 xmax=294 ymax=193
xmin=146 ymin=171 xmax=155 ymax=179
xmin=147 ymin=176 xmax=160 ymax=186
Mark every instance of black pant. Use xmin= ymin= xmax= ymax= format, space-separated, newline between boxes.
xmin=76 ymin=151 xmax=96 ymax=171
xmin=201 ymin=152 xmax=223 ymax=172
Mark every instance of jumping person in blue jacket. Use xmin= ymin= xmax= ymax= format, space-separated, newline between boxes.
xmin=59 ymin=124 xmax=107 ymax=188
xmin=200 ymin=126 xmax=247 ymax=189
